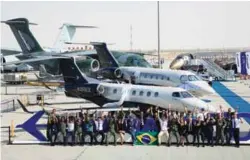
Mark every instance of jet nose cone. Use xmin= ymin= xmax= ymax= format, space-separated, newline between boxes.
xmin=169 ymin=58 xmax=184 ymax=69
xmin=188 ymin=81 xmax=216 ymax=96
xmin=182 ymin=98 xmax=216 ymax=112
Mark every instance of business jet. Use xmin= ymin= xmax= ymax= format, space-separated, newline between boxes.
xmin=1 ymin=18 xmax=99 ymax=74
xmin=91 ymin=42 xmax=215 ymax=97
xmin=58 ymin=56 xmax=216 ymax=112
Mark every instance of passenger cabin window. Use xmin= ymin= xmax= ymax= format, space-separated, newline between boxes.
xmin=180 ymin=91 xmax=193 ymax=98
xmin=161 ymin=76 xmax=164 ymax=80
xmin=139 ymin=91 xmax=144 ymax=96
xmin=154 ymin=92 xmax=159 ymax=97
xmin=113 ymin=89 xmax=117 ymax=94
xmin=132 ymin=90 xmax=136 ymax=95
xmin=151 ymin=75 xmax=153 ymax=79
xmin=147 ymin=91 xmax=151 ymax=97
xmin=172 ymin=92 xmax=181 ymax=98
xmin=156 ymin=76 xmax=158 ymax=79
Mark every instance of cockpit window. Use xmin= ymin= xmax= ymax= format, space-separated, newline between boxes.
xmin=112 ymin=51 xmax=152 ymax=68
xmin=188 ymin=75 xmax=201 ymax=81
xmin=172 ymin=92 xmax=181 ymax=98
xmin=180 ymin=91 xmax=193 ymax=98
xmin=180 ymin=75 xmax=188 ymax=83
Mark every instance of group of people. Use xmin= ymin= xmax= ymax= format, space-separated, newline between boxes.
xmin=45 ymin=105 xmax=243 ymax=148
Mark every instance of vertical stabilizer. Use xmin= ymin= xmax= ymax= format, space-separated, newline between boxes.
xmin=91 ymin=42 xmax=120 ymax=68
xmin=1 ymin=18 xmax=43 ymax=54
xmin=53 ymin=24 xmax=98 ymax=52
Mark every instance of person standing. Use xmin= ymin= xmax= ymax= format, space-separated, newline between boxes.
xmin=157 ymin=110 xmax=169 ymax=146
xmin=185 ymin=116 xmax=194 ymax=145
xmin=178 ymin=118 xmax=187 ymax=147
xmin=168 ymin=114 xmax=180 ymax=147
xmin=215 ymin=114 xmax=226 ymax=146
xmin=206 ymin=116 xmax=215 ymax=147
xmin=224 ymin=109 xmax=232 ymax=145
xmin=94 ymin=116 xmax=105 ymax=145
xmin=208 ymin=76 xmax=213 ymax=86
xmin=44 ymin=108 xmax=57 ymax=142
xmin=231 ymin=113 xmax=243 ymax=148
xmin=50 ymin=116 xmax=59 ymax=146
xmin=117 ymin=115 xmax=126 ymax=145
xmin=193 ymin=117 xmax=204 ymax=147
xmin=127 ymin=111 xmax=138 ymax=146
xmin=67 ymin=116 xmax=75 ymax=146
xmin=75 ymin=116 xmax=83 ymax=145
xmin=59 ymin=116 xmax=67 ymax=146
xmin=83 ymin=113 xmax=94 ymax=145
xmin=106 ymin=112 xmax=117 ymax=146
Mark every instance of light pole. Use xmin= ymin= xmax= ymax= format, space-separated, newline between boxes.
xmin=157 ymin=1 xmax=161 ymax=68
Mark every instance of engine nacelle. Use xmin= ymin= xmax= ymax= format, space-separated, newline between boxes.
xmin=75 ymin=56 xmax=100 ymax=73
xmin=96 ymin=84 xmax=105 ymax=95
xmin=114 ymin=68 xmax=122 ymax=78
xmin=97 ymin=67 xmax=123 ymax=79
xmin=1 ymin=55 xmax=20 ymax=72
xmin=2 ymin=55 xmax=20 ymax=64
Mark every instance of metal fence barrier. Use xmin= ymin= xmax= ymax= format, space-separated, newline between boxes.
xmin=1 ymin=126 xmax=11 ymax=144
xmin=1 ymin=98 xmax=21 ymax=113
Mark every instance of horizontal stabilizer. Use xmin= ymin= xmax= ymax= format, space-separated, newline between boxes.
xmin=59 ymin=24 xmax=98 ymax=29
xmin=1 ymin=20 xmax=38 ymax=25
xmin=65 ymin=42 xmax=115 ymax=45
xmin=1 ymin=49 xmax=21 ymax=55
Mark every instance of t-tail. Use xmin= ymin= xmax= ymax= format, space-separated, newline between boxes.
xmin=1 ymin=18 xmax=44 ymax=54
xmin=91 ymin=42 xmax=119 ymax=68
xmin=53 ymin=24 xmax=98 ymax=51
xmin=59 ymin=57 xmax=99 ymax=85
xmin=59 ymin=57 xmax=99 ymax=98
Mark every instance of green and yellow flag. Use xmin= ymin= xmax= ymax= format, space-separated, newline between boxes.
xmin=135 ymin=132 xmax=158 ymax=145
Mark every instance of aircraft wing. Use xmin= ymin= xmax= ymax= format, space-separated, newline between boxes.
xmin=1 ymin=56 xmax=70 ymax=66
xmin=1 ymin=48 xmax=22 ymax=55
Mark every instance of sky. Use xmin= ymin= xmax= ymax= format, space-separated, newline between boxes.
xmin=1 ymin=1 xmax=250 ymax=50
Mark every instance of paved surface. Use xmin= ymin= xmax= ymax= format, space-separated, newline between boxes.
xmin=1 ymin=80 xmax=250 ymax=160
xmin=1 ymin=145 xmax=250 ymax=160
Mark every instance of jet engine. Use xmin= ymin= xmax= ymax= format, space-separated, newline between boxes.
xmin=1 ymin=55 xmax=21 ymax=72
xmin=97 ymin=84 xmax=105 ymax=94
xmin=114 ymin=68 xmax=122 ymax=78
xmin=97 ymin=67 xmax=123 ymax=80
xmin=75 ymin=56 xmax=100 ymax=73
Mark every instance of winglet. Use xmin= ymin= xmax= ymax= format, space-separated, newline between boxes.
xmin=16 ymin=111 xmax=47 ymax=141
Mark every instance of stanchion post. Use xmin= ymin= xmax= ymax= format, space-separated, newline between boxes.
xmin=13 ymin=99 xmax=15 ymax=111
xmin=8 ymin=126 xmax=11 ymax=144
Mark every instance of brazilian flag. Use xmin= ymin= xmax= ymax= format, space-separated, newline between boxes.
xmin=135 ymin=132 xmax=158 ymax=145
